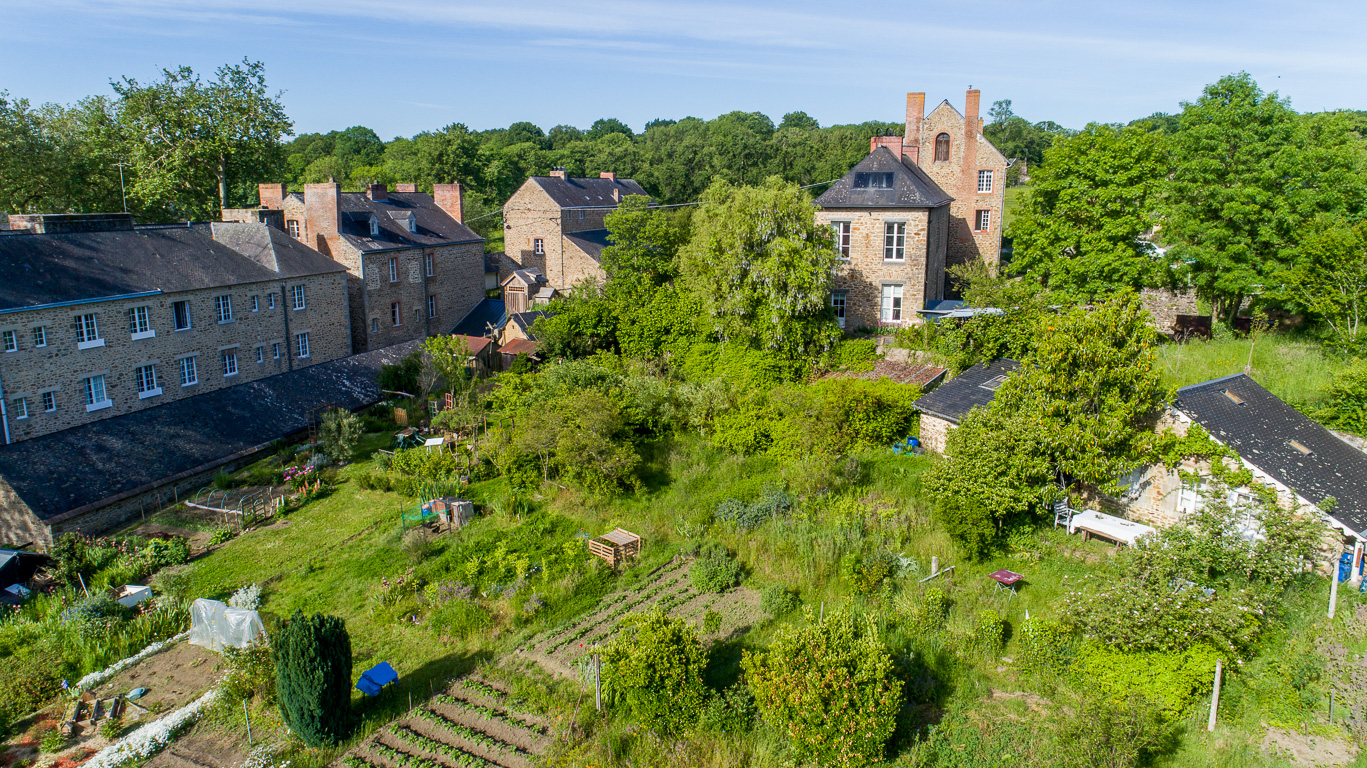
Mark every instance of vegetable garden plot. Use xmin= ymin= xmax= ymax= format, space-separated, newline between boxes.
xmin=340 ymin=677 xmax=550 ymax=768
xmin=517 ymin=557 xmax=765 ymax=678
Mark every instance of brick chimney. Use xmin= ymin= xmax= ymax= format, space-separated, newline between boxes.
xmin=395 ymin=183 xmax=417 ymax=193
xmin=870 ymin=136 xmax=904 ymax=155
xmin=258 ymin=182 xmax=287 ymax=210
xmin=433 ymin=182 xmax=464 ymax=224
xmin=549 ymin=168 xmax=568 ymax=180
xmin=366 ymin=183 xmax=387 ymax=201
xmin=904 ymin=92 xmax=925 ymax=165
xmin=599 ymin=171 xmax=616 ymax=181
xmin=962 ymin=88 xmax=981 ymax=188
xmin=303 ymin=180 xmax=340 ymax=253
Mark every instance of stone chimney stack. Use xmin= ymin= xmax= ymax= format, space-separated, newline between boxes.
xmin=303 ymin=180 xmax=340 ymax=253
xmin=904 ymin=92 xmax=925 ymax=165
xmin=258 ymin=183 xmax=287 ymax=209
xmin=599 ymin=171 xmax=616 ymax=181
xmin=395 ymin=183 xmax=417 ymax=193
xmin=366 ymin=183 xmax=387 ymax=201
xmin=962 ymin=88 xmax=981 ymax=185
xmin=433 ymin=183 xmax=464 ymax=224
xmin=549 ymin=168 xmax=568 ymax=180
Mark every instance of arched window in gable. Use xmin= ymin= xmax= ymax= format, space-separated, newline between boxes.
xmin=934 ymin=133 xmax=951 ymax=162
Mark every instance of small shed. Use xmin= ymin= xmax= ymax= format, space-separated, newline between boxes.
xmin=426 ymin=497 xmax=475 ymax=530
xmin=588 ymin=528 xmax=642 ymax=567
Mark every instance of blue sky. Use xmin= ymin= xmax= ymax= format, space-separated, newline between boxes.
xmin=3 ymin=0 xmax=1364 ymax=139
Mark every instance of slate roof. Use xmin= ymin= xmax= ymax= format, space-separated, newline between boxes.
xmin=814 ymin=147 xmax=954 ymax=209
xmin=0 ymin=341 xmax=419 ymax=522
xmin=566 ymin=229 xmax=612 ymax=262
xmin=334 ymin=192 xmax=483 ymax=253
xmin=531 ymin=176 xmax=649 ymax=209
xmin=1174 ymin=373 xmax=1367 ymax=533
xmin=911 ymin=358 xmax=1020 ymax=424
xmin=0 ymin=224 xmax=343 ymax=312
xmin=502 ymin=268 xmax=547 ymax=289
xmin=208 ymin=222 xmax=348 ymax=279
xmin=505 ymin=310 xmax=551 ymax=340
xmin=451 ymin=298 xmax=506 ymax=337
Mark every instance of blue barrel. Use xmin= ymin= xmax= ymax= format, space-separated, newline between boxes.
xmin=1339 ymin=552 xmax=1354 ymax=582
xmin=909 ymin=437 xmax=920 ymax=448
xmin=892 ymin=445 xmax=903 ymax=455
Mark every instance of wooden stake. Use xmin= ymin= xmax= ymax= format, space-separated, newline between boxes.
xmin=820 ymin=602 xmax=825 ymax=622
xmin=594 ymin=652 xmax=602 ymax=712
xmin=1330 ymin=557 xmax=1341 ymax=620
xmin=244 ymin=700 xmax=253 ymax=746
xmin=1207 ymin=659 xmax=1222 ymax=732
xmin=931 ymin=555 xmax=939 ymax=575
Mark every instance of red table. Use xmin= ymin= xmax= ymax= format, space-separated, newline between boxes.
xmin=988 ymin=569 xmax=1023 ymax=598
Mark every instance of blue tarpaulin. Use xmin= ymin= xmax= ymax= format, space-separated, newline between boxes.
xmin=356 ymin=662 xmax=398 ymax=696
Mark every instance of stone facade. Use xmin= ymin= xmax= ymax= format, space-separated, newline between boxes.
xmin=918 ymin=413 xmax=955 ymax=454
xmin=814 ymin=208 xmax=942 ymax=331
xmin=909 ymin=91 xmax=1008 ymax=274
xmin=1138 ymin=287 xmax=1200 ymax=335
xmin=351 ymin=242 xmax=485 ymax=351
xmin=0 ymin=256 xmax=350 ymax=443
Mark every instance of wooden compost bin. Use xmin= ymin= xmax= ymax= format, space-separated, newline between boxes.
xmin=588 ymin=528 xmax=643 ymax=567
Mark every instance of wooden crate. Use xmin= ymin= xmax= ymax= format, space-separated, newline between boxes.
xmin=588 ymin=528 xmax=642 ymax=567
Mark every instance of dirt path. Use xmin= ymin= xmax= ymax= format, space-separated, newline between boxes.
xmin=90 ymin=641 xmax=223 ymax=716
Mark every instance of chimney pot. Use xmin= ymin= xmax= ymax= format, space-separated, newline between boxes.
xmin=599 ymin=171 xmax=616 ymax=181
xmin=433 ymin=182 xmax=465 ymax=224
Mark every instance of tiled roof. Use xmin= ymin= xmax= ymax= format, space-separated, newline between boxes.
xmin=499 ymin=338 xmax=539 ymax=357
xmin=566 ymin=229 xmax=612 ymax=263
xmin=335 ymin=192 xmax=483 ymax=253
xmin=823 ymin=360 xmax=948 ymax=388
xmin=0 ymin=224 xmax=344 ymax=311
xmin=0 ymin=341 xmax=419 ymax=522
xmin=1175 ymin=373 xmax=1367 ymax=533
xmin=814 ymin=147 xmax=954 ymax=209
xmin=530 ymin=176 xmax=649 ymax=209
xmin=450 ymin=298 xmax=506 ymax=337
xmin=452 ymin=335 xmax=494 ymax=354
xmin=911 ymin=358 xmax=1020 ymax=424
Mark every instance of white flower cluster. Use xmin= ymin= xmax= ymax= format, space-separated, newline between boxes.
xmin=85 ymin=687 xmax=221 ymax=768
xmin=229 ymin=583 xmax=262 ymax=610
xmin=74 ymin=631 xmax=191 ymax=693
xmin=238 ymin=745 xmax=292 ymax=768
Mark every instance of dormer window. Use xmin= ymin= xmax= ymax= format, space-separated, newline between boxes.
xmin=407 ymin=216 xmax=417 ymax=234
xmin=369 ymin=218 xmax=380 ymax=236
xmin=853 ymin=172 xmax=894 ymax=189
xmin=934 ymin=133 xmax=951 ymax=162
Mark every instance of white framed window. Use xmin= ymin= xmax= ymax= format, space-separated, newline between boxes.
xmin=369 ymin=218 xmax=380 ymax=236
xmin=222 ymin=349 xmax=238 ymax=377
xmin=12 ymin=397 xmax=27 ymax=419
xmin=977 ymin=169 xmax=993 ymax=193
xmin=75 ymin=313 xmax=103 ymax=348
xmin=424 ymin=252 xmax=434 ymax=277
xmin=42 ymin=391 xmax=56 ymax=412
xmin=1176 ymin=478 xmax=1208 ymax=517
xmin=84 ymin=374 xmax=110 ymax=411
xmin=389 ymin=258 xmax=399 ymax=283
xmin=32 ymin=325 xmax=46 ymax=348
xmin=216 ymin=295 xmax=233 ymax=323
xmin=533 ymin=238 xmax=544 ymax=255
xmin=2 ymin=330 xmax=15 ymax=352
xmin=296 ymin=332 xmax=310 ymax=359
xmin=880 ymin=283 xmax=903 ymax=323
xmin=883 ymin=222 xmax=905 ymax=261
xmin=831 ymin=291 xmax=847 ymax=329
xmin=577 ymin=209 xmax=585 ymax=222
xmin=179 ymin=355 xmax=198 ymax=387
xmin=428 ymin=295 xmax=437 ymax=318
xmin=407 ymin=216 xmax=417 ymax=234
xmin=272 ymin=342 xmax=282 ymax=359
xmin=370 ymin=318 xmax=379 ymax=333
xmin=129 ymin=305 xmax=154 ymax=339
xmin=832 ymin=221 xmax=851 ymax=260
xmin=286 ymin=219 xmax=300 ymax=238
xmin=173 ymin=300 xmax=192 ymax=331
xmin=267 ymin=293 xmax=277 ymax=310
xmin=255 ymin=345 xmax=264 ymax=364
xmin=136 ymin=364 xmax=161 ymax=398
xmin=391 ymin=301 xmax=402 ymax=326
xmin=975 ymin=209 xmax=991 ymax=232
xmin=251 ymin=295 xmax=260 ymax=312
xmin=291 ymin=284 xmax=306 ymax=310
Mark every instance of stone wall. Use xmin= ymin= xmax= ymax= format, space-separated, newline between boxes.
xmin=0 ymin=271 xmax=350 ymax=442
xmin=1139 ymin=287 xmax=1199 ymax=334
xmin=502 ymin=181 xmax=611 ymax=292
xmin=816 ymin=208 xmax=937 ymax=331
xmin=353 ymin=241 xmax=484 ymax=351
xmin=914 ymin=94 xmax=1007 ymax=271
xmin=919 ymin=414 xmax=955 ymax=454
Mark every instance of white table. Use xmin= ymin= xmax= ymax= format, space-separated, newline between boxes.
xmin=1067 ymin=509 xmax=1155 ymax=547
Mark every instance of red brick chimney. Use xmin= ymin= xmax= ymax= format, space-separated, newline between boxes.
xmin=870 ymin=136 xmax=904 ymax=155
xmin=549 ymin=169 xmax=567 ymax=180
xmin=962 ymin=88 xmax=981 ymax=192
xmin=366 ymin=183 xmax=387 ymax=201
xmin=303 ymin=180 xmax=340 ymax=254
xmin=599 ymin=171 xmax=616 ymax=181
xmin=258 ymin=183 xmax=287 ymax=209
xmin=433 ymin=183 xmax=464 ymax=224
xmin=904 ymin=92 xmax=925 ymax=165
xmin=395 ymin=183 xmax=417 ymax=193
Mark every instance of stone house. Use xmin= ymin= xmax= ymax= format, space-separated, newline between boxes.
xmin=0 ymin=213 xmax=352 ymax=444
xmin=498 ymin=310 xmax=550 ymax=347
xmin=910 ymin=358 xmax=1019 ymax=453
xmin=815 ymin=89 xmax=1008 ymax=330
xmin=249 ymin=181 xmax=485 ymax=353
xmin=500 ymin=268 xmax=557 ymax=314
xmin=501 ymin=171 xmax=649 ymax=292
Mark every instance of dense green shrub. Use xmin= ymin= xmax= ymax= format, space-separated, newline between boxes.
xmin=1319 ymin=358 xmax=1367 ymax=435
xmin=1074 ymin=640 xmax=1221 ymax=720
xmin=0 ymin=650 xmax=64 ymax=718
xmin=899 ymin=587 xmax=948 ymax=636
xmin=844 ymin=550 xmax=899 ymax=595
xmin=743 ymin=610 xmax=902 ymax=767
xmin=318 ymin=408 xmax=364 ymax=461
xmin=378 ymin=351 xmax=422 ymax=398
xmin=697 ymin=684 xmax=757 ymax=734
xmin=970 ymin=609 xmax=1006 ymax=655
xmin=274 ymin=610 xmax=352 ymax=746
xmin=760 ymin=585 xmax=799 ymax=617
xmin=714 ymin=483 xmax=795 ymax=530
xmin=689 ymin=543 xmax=743 ymax=593
xmin=824 ymin=338 xmax=878 ymax=372
xmin=49 ymin=533 xmax=90 ymax=587
xmin=389 ymin=446 xmax=459 ymax=480
xmin=601 ymin=609 xmax=709 ymax=733
xmin=1016 ymin=617 xmax=1073 ymax=674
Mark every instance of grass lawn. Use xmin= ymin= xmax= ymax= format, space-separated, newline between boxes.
xmin=1003 ymin=184 xmax=1029 ymax=231
xmin=1157 ymin=333 xmax=1349 ymax=411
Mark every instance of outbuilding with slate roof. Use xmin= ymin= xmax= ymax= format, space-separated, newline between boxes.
xmin=911 ymin=358 xmax=1019 ymax=453
xmin=501 ymin=170 xmax=649 ymax=292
